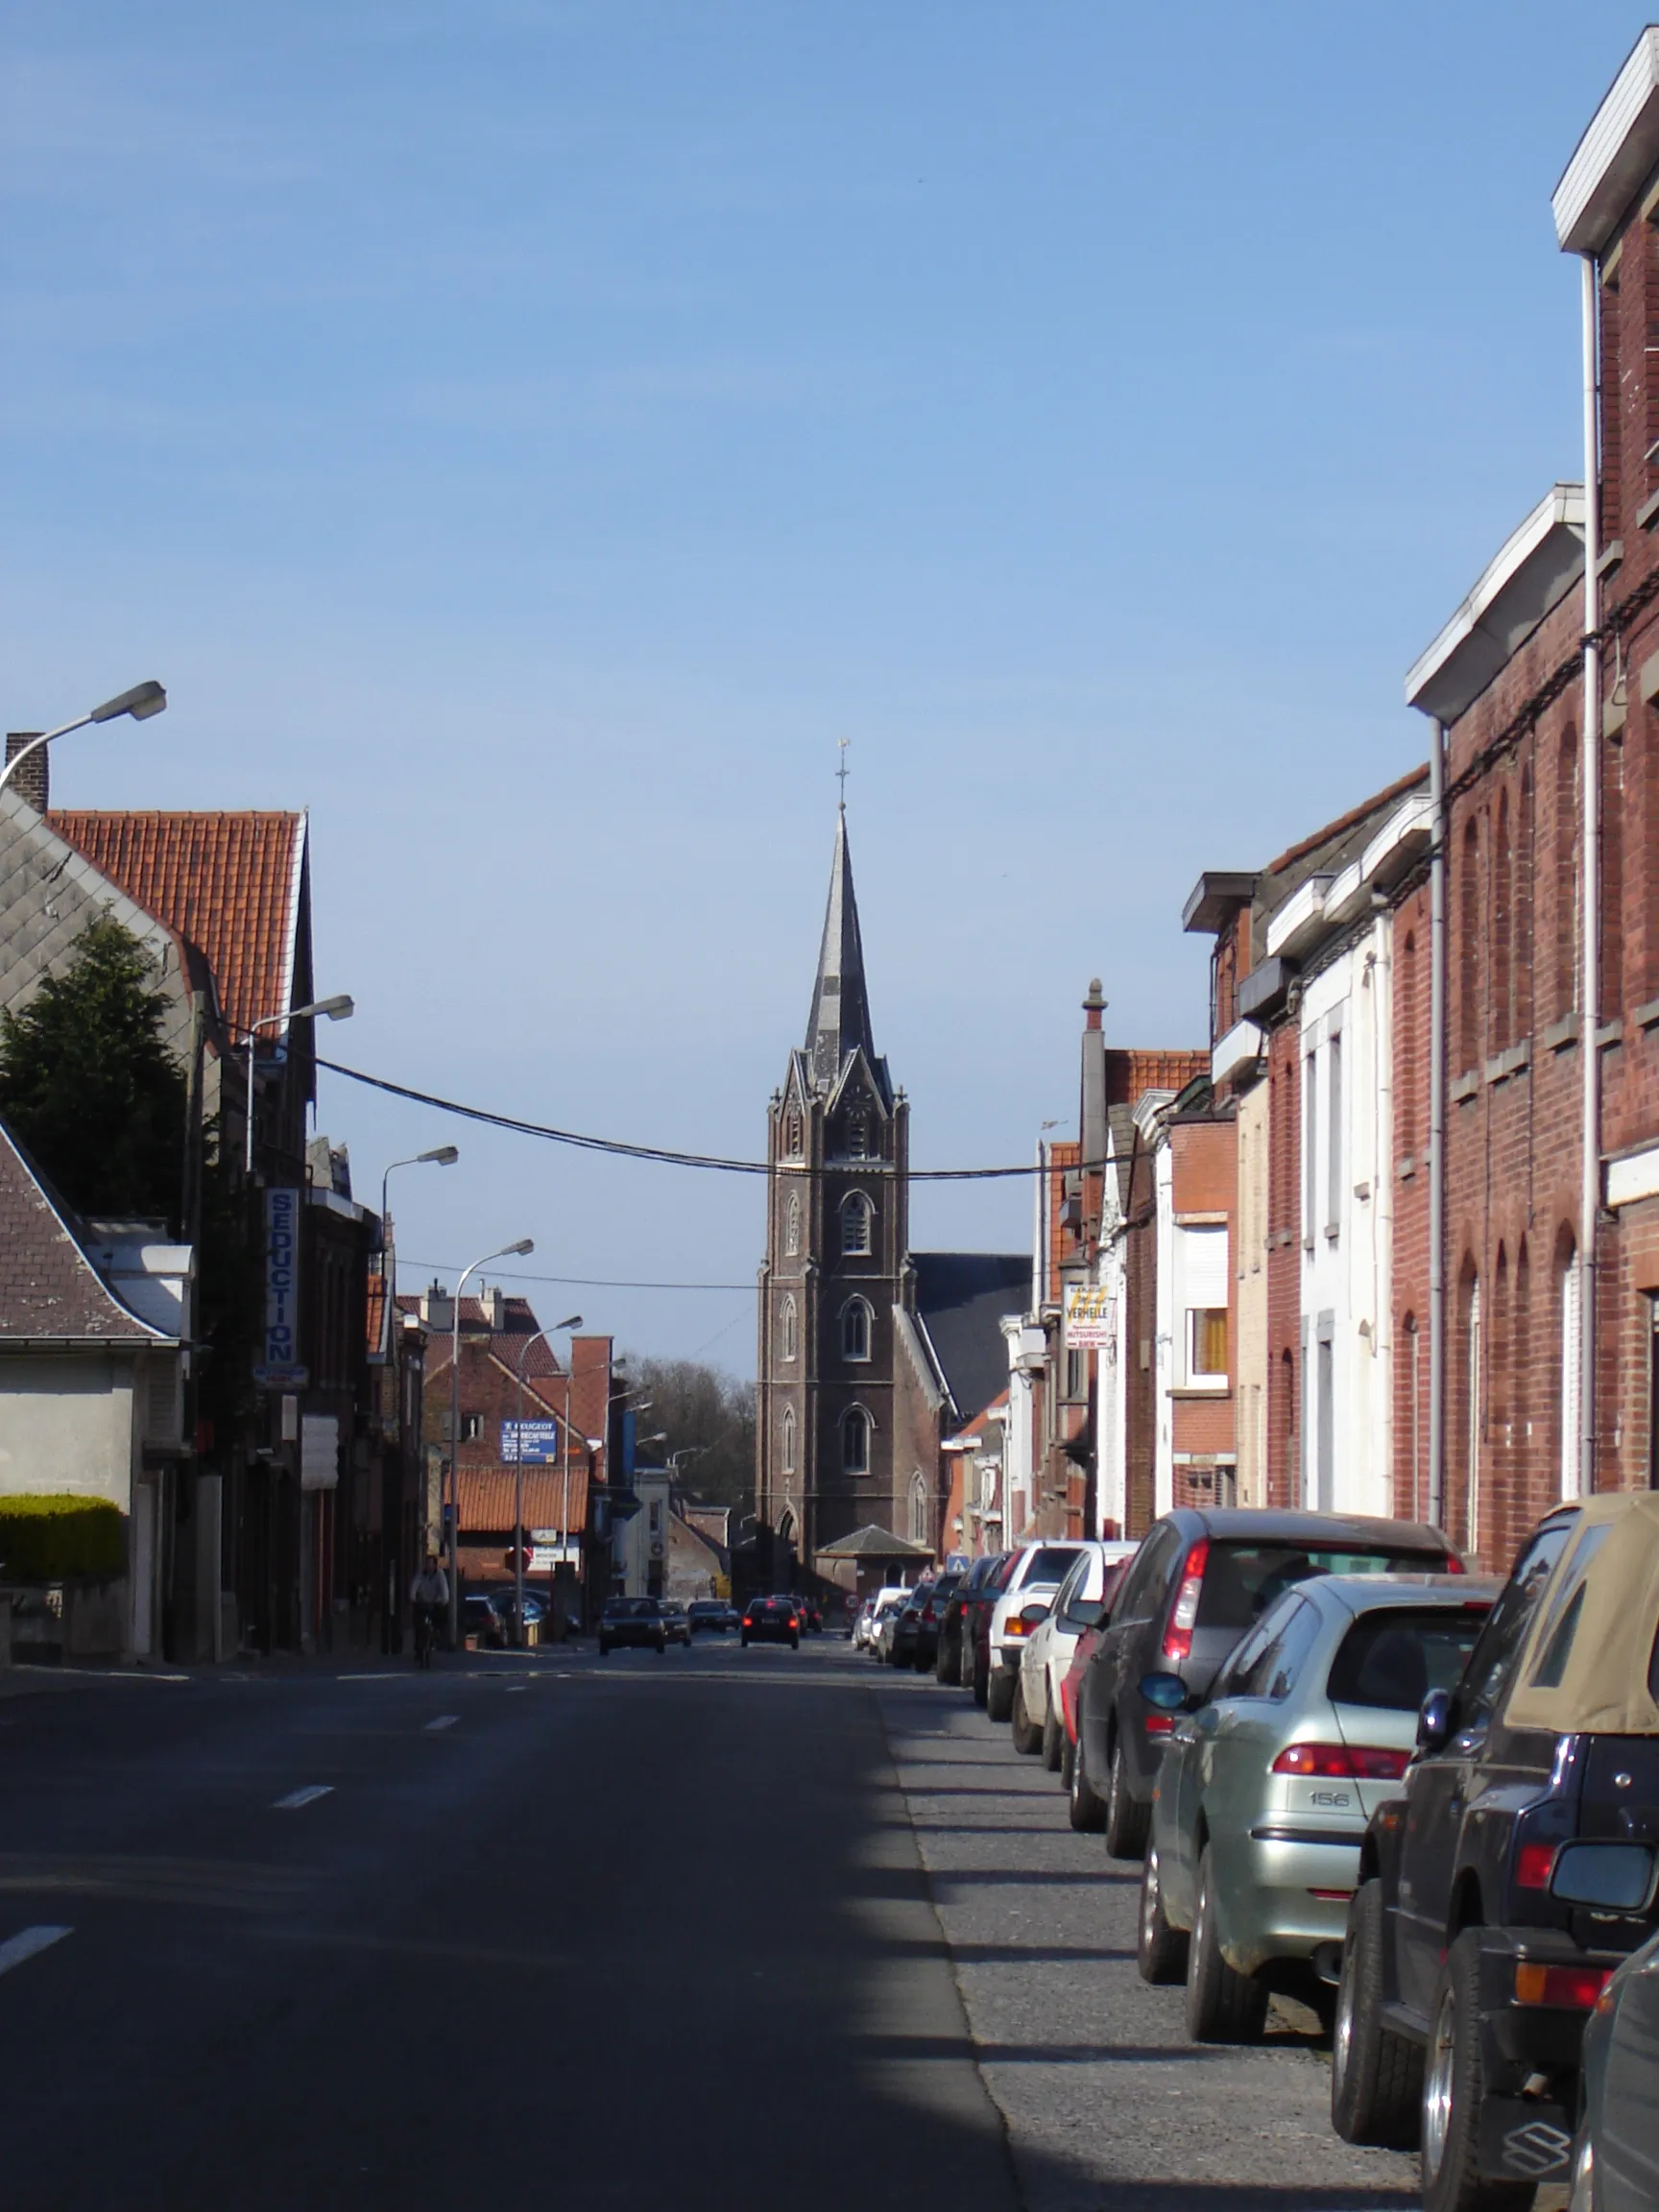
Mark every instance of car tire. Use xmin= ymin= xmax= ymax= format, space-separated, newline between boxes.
xmin=972 ymin=1647 xmax=989 ymax=1708
xmin=1060 ymin=1734 xmax=1075 ymax=1792
xmin=1104 ymin=1738 xmax=1151 ymax=1861
xmin=935 ymin=1630 xmax=959 ymax=1686
xmin=790 ymin=1635 xmax=799 ymax=1650
xmin=1185 ymin=1844 xmax=1268 ymax=2044
xmin=740 ymin=1634 xmax=751 ymax=1647
xmin=1041 ymin=1699 xmax=1064 ymax=1772
xmin=986 ymin=1666 xmax=1016 ymax=1723
xmin=1010 ymin=1676 xmax=1044 ymax=1754
xmin=1068 ymin=1728 xmax=1106 ymax=1833
xmin=1421 ymin=1929 xmax=1533 ymax=2212
xmin=1138 ymin=1841 xmax=1190 ymax=1985
xmin=1332 ymin=1879 xmax=1422 ymax=2149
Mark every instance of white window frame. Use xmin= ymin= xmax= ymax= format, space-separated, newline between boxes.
xmin=780 ymin=1293 xmax=798 ymax=1363
xmin=842 ymin=1296 xmax=872 ymax=1362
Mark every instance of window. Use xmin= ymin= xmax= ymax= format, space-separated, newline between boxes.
xmin=1516 ymin=767 xmax=1535 ymax=1039
xmin=1465 ymin=1273 xmax=1481 ymax=1552
xmin=779 ymin=1294 xmax=798 ymax=1363
xmin=1460 ymin=816 xmax=1481 ymax=1070
xmin=1527 ymin=1521 xmax=1612 ymax=1689
xmin=1190 ymin=1309 xmax=1228 ymax=1379
xmin=1493 ymin=788 xmax=1513 ymax=1053
xmin=1230 ymin=1597 xmax=1321 ymax=1701
xmin=842 ymin=1192 xmax=874 ymax=1256
xmin=1458 ymin=1519 xmax=1575 ymax=1728
xmin=842 ymin=1297 xmax=872 ymax=1361
xmin=908 ymin=1472 xmax=927 ymax=1545
xmin=1327 ymin=1607 xmax=1487 ymax=1711
xmin=785 ymin=1192 xmax=801 ymax=1257
xmin=1303 ymin=1048 xmax=1318 ymax=1240
xmin=848 ymin=1116 xmax=869 ymax=1160
xmin=460 ymin=1412 xmax=484 ymax=1443
xmin=1065 ymin=1346 xmax=1086 ymax=1400
xmin=842 ymin=1407 xmax=870 ymax=1474
xmin=785 ymin=1110 xmax=804 ymax=1159
xmin=1555 ymin=729 xmax=1579 ymax=1021
xmin=1327 ymin=1029 xmax=1342 ymax=1235
xmin=781 ymin=1406 xmax=796 ymax=1475
xmin=1177 ymin=1223 xmax=1228 ymax=1385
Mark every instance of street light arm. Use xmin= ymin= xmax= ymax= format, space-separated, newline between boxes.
xmin=0 ymin=682 xmax=168 ymax=800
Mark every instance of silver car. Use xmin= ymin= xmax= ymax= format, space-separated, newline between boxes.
xmin=1137 ymin=1574 xmax=1494 ymax=2044
xmin=1570 ymin=1924 xmax=1659 ymax=2212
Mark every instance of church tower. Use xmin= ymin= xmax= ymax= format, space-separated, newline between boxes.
xmin=757 ymin=808 xmax=910 ymax=1575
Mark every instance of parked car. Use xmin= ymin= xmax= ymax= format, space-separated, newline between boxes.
xmin=741 ymin=1597 xmax=801 ymax=1649
xmin=485 ymin=1587 xmax=550 ymax=1644
xmin=983 ymin=1543 xmax=1088 ymax=1721
xmin=1013 ymin=1542 xmax=1139 ymax=1767
xmin=936 ymin=1553 xmax=1003 ymax=1685
xmin=866 ymin=1587 xmax=911 ymax=1660
xmin=1570 ymin=1923 xmax=1659 ymax=2212
xmin=660 ymin=1600 xmax=692 ymax=1647
xmin=1332 ymin=1492 xmax=1659 ymax=2207
xmin=790 ymin=1594 xmax=824 ymax=1634
xmin=851 ymin=1597 xmax=879 ymax=1651
xmin=687 ymin=1599 xmax=733 ymax=1634
xmin=969 ymin=1551 xmax=1022 ymax=1705
xmin=910 ymin=1568 xmax=964 ymax=1671
xmin=1073 ymin=1509 xmax=1462 ymax=1856
xmin=887 ymin=1579 xmax=936 ymax=1668
xmin=598 ymin=1597 xmax=667 ymax=1655
xmin=1136 ymin=1574 xmax=1493 ymax=2047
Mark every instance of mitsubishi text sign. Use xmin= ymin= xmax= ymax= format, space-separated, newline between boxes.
xmin=256 ymin=1186 xmax=308 ymax=1386
xmin=1064 ymin=1285 xmax=1114 ymax=1351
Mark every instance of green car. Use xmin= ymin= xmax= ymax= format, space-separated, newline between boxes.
xmin=1137 ymin=1572 xmax=1494 ymax=2043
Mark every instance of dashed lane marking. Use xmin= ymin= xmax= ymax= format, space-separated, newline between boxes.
xmin=424 ymin=1716 xmax=459 ymax=1732
xmin=272 ymin=1785 xmax=334 ymax=1811
xmin=0 ymin=1925 xmax=72 ymax=1978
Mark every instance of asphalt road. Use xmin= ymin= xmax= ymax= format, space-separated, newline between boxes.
xmin=0 ymin=1636 xmax=1480 ymax=2212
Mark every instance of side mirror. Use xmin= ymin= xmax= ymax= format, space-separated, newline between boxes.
xmin=1019 ymin=1600 xmax=1051 ymax=1629
xmin=1139 ymin=1671 xmax=1189 ymax=1713
xmin=1417 ymin=1687 xmax=1455 ymax=1753
xmin=1551 ymin=1841 xmax=1657 ymax=1911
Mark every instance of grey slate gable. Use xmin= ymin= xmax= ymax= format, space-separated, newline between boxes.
xmin=911 ymin=1252 xmax=1027 ymax=1428
xmin=0 ymin=1124 xmax=164 ymax=1343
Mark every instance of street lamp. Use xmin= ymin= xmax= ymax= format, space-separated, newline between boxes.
xmin=380 ymin=1144 xmax=459 ymax=1241
xmin=447 ymin=1237 xmax=534 ymax=1650
xmin=0 ymin=680 xmax=168 ymax=800
xmin=511 ymin=1310 xmax=582 ymax=1647
xmin=244 ymin=994 xmax=354 ymax=1175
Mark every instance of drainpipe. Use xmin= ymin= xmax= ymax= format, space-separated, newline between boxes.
xmin=1577 ymin=252 xmax=1602 ymax=1501
xmin=1428 ymin=714 xmax=1447 ymax=1530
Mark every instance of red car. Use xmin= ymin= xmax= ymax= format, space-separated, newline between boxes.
xmin=1057 ymin=1558 xmax=1130 ymax=1785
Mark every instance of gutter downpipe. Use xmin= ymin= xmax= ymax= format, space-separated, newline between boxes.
xmin=1578 ymin=251 xmax=1601 ymax=1503
xmin=1428 ymin=714 xmax=1447 ymax=1532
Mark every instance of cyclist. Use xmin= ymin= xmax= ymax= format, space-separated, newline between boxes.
xmin=409 ymin=1552 xmax=449 ymax=1667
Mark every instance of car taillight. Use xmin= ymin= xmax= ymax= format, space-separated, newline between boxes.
xmin=1444 ymin=1554 xmax=1465 ymax=1575
xmin=922 ymin=1603 xmax=936 ymax=1623
xmin=1144 ymin=1714 xmax=1175 ymax=1735
xmin=1514 ymin=1961 xmax=1611 ymax=2009
xmin=1161 ymin=1539 xmax=1208 ymax=1663
xmin=742 ymin=1615 xmax=756 ymax=1627
xmin=1515 ymin=1842 xmax=1558 ymax=1890
xmin=1005 ymin=1616 xmax=1030 ymax=1639
xmin=1271 ymin=1743 xmax=1410 ymax=1781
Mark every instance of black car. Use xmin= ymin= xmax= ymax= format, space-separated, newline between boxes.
xmin=1333 ymin=1493 xmax=1659 ymax=2207
xmin=741 ymin=1598 xmax=800 ymax=1649
xmin=1074 ymin=1509 xmax=1461 ymax=1855
xmin=887 ymin=1580 xmax=935 ymax=1667
xmin=687 ymin=1600 xmax=733 ymax=1634
xmin=911 ymin=1569 xmax=964 ymax=1671
xmin=598 ymin=1597 xmax=667 ymax=1655
xmin=936 ymin=1552 xmax=1004 ymax=1686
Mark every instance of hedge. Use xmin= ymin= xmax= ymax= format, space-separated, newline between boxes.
xmin=0 ymin=1495 xmax=125 ymax=1581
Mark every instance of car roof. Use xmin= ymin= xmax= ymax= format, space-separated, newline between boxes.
xmin=1504 ymin=1492 xmax=1659 ymax=1735
xmin=1159 ymin=1507 xmax=1455 ymax=1548
xmin=1289 ymin=1572 xmax=1501 ymax=1622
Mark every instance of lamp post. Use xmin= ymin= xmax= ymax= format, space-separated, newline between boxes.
xmin=0 ymin=680 xmax=167 ymax=799
xmin=379 ymin=1144 xmax=459 ymax=1243
xmin=447 ymin=1238 xmax=534 ymax=1650
xmin=244 ymin=994 xmax=354 ymax=1176
xmin=512 ymin=1311 xmax=582 ymax=1647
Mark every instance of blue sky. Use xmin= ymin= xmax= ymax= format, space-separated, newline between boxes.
xmin=0 ymin=3 xmax=1640 ymax=1371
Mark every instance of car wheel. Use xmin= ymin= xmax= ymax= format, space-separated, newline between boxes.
xmin=986 ymin=1666 xmax=1016 ymax=1723
xmin=740 ymin=1634 xmax=751 ymax=1647
xmin=971 ymin=1647 xmax=989 ymax=1708
xmin=1104 ymin=1738 xmax=1151 ymax=1861
xmin=1137 ymin=1842 xmax=1190 ymax=1985
xmin=1068 ymin=1728 xmax=1106 ymax=1833
xmin=790 ymin=1635 xmax=799 ymax=1649
xmin=1010 ymin=1676 xmax=1043 ymax=1755
xmin=1421 ymin=1929 xmax=1533 ymax=2212
xmin=1185 ymin=1844 xmax=1267 ymax=2044
xmin=1060 ymin=1734 xmax=1076 ymax=1791
xmin=1041 ymin=1698 xmax=1064 ymax=1772
xmin=1332 ymin=1879 xmax=1422 ymax=2148
xmin=935 ymin=1630 xmax=959 ymax=1686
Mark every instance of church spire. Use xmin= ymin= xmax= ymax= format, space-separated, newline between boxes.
xmin=805 ymin=806 xmax=878 ymax=1090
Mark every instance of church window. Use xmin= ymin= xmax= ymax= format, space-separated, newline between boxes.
xmin=781 ymin=1406 xmax=796 ymax=1474
xmin=779 ymin=1294 xmax=798 ymax=1363
xmin=848 ymin=1116 xmax=869 ymax=1159
xmin=908 ymin=1472 xmax=928 ymax=1546
xmin=842 ymin=1297 xmax=872 ymax=1362
xmin=842 ymin=1192 xmax=874 ymax=1256
xmin=785 ymin=1192 xmax=801 ymax=1257
xmin=786 ymin=1110 xmax=804 ymax=1160
xmin=842 ymin=1407 xmax=870 ymax=1474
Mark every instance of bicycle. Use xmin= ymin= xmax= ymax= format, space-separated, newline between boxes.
xmin=413 ymin=1603 xmax=435 ymax=1669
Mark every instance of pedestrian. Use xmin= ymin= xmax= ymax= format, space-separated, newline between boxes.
xmin=409 ymin=1551 xmax=449 ymax=1668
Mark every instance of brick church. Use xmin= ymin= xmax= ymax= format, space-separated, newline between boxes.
xmin=755 ymin=807 xmax=1023 ymax=1590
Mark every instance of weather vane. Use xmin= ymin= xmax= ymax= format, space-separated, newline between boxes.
xmin=837 ymin=738 xmax=850 ymax=808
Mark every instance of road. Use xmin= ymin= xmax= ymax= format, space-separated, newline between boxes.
xmin=0 ymin=1636 xmax=1429 ymax=2212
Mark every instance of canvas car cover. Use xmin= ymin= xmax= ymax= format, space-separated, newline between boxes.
xmin=1503 ymin=1492 xmax=1659 ymax=1736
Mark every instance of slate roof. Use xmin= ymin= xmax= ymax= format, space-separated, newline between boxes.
xmin=0 ymin=1123 xmax=167 ymax=1344
xmin=48 ymin=809 xmax=307 ymax=1039
xmin=802 ymin=809 xmax=894 ymax=1107
xmin=457 ymin=1466 xmax=589 ymax=1535
xmin=912 ymin=1251 xmax=1028 ymax=1426
xmin=815 ymin=1522 xmax=932 ymax=1559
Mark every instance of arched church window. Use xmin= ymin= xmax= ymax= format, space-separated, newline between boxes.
xmin=842 ymin=1407 xmax=870 ymax=1474
xmin=842 ymin=1191 xmax=874 ymax=1257
xmin=779 ymin=1294 xmax=798 ymax=1362
xmin=842 ymin=1297 xmax=872 ymax=1362
xmin=908 ymin=1472 xmax=928 ymax=1547
xmin=781 ymin=1405 xmax=796 ymax=1475
xmin=786 ymin=1110 xmax=804 ymax=1159
xmin=785 ymin=1191 xmax=801 ymax=1257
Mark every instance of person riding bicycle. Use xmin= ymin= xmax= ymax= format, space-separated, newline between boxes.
xmin=409 ymin=1552 xmax=449 ymax=1663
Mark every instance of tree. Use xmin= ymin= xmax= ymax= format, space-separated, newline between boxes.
xmin=622 ymin=1356 xmax=756 ymax=1516
xmin=0 ymin=917 xmax=186 ymax=1222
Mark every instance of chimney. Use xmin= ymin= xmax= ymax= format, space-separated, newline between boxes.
xmin=5 ymin=734 xmax=46 ymax=814
xmin=478 ymin=1285 xmax=505 ymax=1331
xmin=419 ymin=1279 xmax=455 ymax=1333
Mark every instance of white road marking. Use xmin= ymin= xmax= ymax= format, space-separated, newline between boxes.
xmin=505 ymin=1685 xmax=527 ymax=1695
xmin=0 ymin=1925 xmax=72 ymax=1978
xmin=272 ymin=1785 xmax=334 ymax=1811
xmin=424 ymin=1715 xmax=459 ymax=1732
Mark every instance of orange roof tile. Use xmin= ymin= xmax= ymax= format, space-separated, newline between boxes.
xmin=458 ymin=1466 xmax=590 ymax=1533
xmin=48 ymin=809 xmax=305 ymax=1038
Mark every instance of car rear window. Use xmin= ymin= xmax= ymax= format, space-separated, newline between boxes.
xmin=1023 ymin=1546 xmax=1084 ymax=1585
xmin=1194 ymin=1543 xmax=1453 ymax=1632
xmin=1327 ymin=1607 xmax=1489 ymax=1710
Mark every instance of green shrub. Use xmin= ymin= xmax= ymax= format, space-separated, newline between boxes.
xmin=0 ymin=1495 xmax=125 ymax=1581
